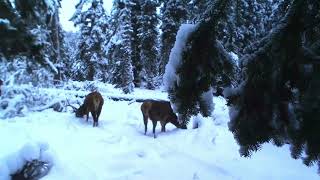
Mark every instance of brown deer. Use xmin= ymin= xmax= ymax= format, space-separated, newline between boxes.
xmin=141 ymin=100 xmax=187 ymax=138
xmin=68 ymin=91 xmax=104 ymax=127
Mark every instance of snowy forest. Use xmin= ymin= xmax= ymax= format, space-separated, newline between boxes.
xmin=0 ymin=0 xmax=320 ymax=179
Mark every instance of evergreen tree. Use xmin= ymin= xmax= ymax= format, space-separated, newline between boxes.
xmin=163 ymin=0 xmax=320 ymax=173
xmin=216 ymin=0 xmax=238 ymax=52
xmin=159 ymin=0 xmax=188 ymax=76
xmin=270 ymin=0 xmax=291 ymax=27
xmin=187 ymin=0 xmax=210 ymax=22
xmin=217 ymin=0 xmax=280 ymax=55
xmin=226 ymin=0 xmax=320 ymax=172
xmin=49 ymin=0 xmax=66 ymax=82
xmin=72 ymin=0 xmax=109 ymax=81
xmin=229 ymin=0 xmax=260 ymax=54
xmin=0 ymin=0 xmax=63 ymax=76
xmin=0 ymin=0 xmax=38 ymax=58
xmin=164 ymin=0 xmax=235 ymax=126
xmin=108 ymin=0 xmax=134 ymax=93
xmin=138 ymin=0 xmax=159 ymax=89
xmin=130 ymin=0 xmax=143 ymax=87
xmin=63 ymin=31 xmax=80 ymax=79
xmin=17 ymin=0 xmax=63 ymax=74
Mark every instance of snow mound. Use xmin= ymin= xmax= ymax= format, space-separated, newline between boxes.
xmin=0 ymin=141 xmax=55 ymax=180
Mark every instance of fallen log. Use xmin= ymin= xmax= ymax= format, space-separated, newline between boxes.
xmin=31 ymin=95 xmax=167 ymax=112
xmin=31 ymin=100 xmax=65 ymax=112
xmin=106 ymin=96 xmax=165 ymax=103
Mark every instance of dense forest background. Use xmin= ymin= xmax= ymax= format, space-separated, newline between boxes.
xmin=1 ymin=0 xmax=320 ymax=174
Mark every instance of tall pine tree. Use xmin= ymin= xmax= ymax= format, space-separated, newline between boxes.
xmin=72 ymin=0 xmax=109 ymax=81
xmin=130 ymin=0 xmax=143 ymax=87
xmin=107 ymin=0 xmax=134 ymax=93
xmin=138 ymin=0 xmax=159 ymax=89
xmin=159 ymin=0 xmax=188 ymax=76
xmin=217 ymin=0 xmax=280 ymax=55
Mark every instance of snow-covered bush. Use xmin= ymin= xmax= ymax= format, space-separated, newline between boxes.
xmin=62 ymin=80 xmax=99 ymax=92
xmin=0 ymin=85 xmax=53 ymax=119
xmin=59 ymin=80 xmax=122 ymax=95
xmin=1 ymin=56 xmax=54 ymax=88
xmin=0 ymin=79 xmax=123 ymax=119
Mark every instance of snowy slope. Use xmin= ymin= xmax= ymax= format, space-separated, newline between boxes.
xmin=0 ymin=88 xmax=318 ymax=180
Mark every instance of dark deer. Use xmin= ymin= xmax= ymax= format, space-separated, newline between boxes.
xmin=68 ymin=91 xmax=104 ymax=127
xmin=141 ymin=100 xmax=187 ymax=138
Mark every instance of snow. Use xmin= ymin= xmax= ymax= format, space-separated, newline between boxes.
xmin=0 ymin=141 xmax=54 ymax=180
xmin=229 ymin=51 xmax=239 ymax=66
xmin=200 ymin=87 xmax=214 ymax=116
xmin=44 ymin=0 xmax=57 ymax=13
xmin=45 ymin=58 xmax=58 ymax=74
xmin=163 ymin=24 xmax=197 ymax=92
xmin=0 ymin=85 xmax=318 ymax=179
xmin=0 ymin=18 xmax=16 ymax=30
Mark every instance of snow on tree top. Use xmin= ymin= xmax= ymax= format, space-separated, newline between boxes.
xmin=163 ymin=24 xmax=197 ymax=91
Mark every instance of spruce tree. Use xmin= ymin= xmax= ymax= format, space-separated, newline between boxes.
xmin=187 ymin=0 xmax=210 ymax=21
xmin=217 ymin=0 xmax=278 ymax=55
xmin=72 ymin=0 xmax=108 ymax=81
xmin=0 ymin=0 xmax=40 ymax=58
xmin=130 ymin=0 xmax=143 ymax=87
xmin=49 ymin=0 xmax=66 ymax=82
xmin=63 ymin=31 xmax=80 ymax=80
xmin=271 ymin=0 xmax=291 ymax=27
xmin=159 ymin=0 xmax=188 ymax=76
xmin=0 ymin=0 xmax=62 ymax=75
xmin=164 ymin=0 xmax=235 ymax=126
xmin=108 ymin=0 xmax=134 ymax=93
xmin=226 ymin=0 xmax=320 ymax=172
xmin=138 ymin=0 xmax=159 ymax=89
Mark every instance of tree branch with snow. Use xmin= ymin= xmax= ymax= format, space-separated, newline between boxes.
xmin=163 ymin=0 xmax=236 ymax=125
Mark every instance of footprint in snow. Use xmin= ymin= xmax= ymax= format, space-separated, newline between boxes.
xmin=99 ymin=135 xmax=121 ymax=144
xmin=193 ymin=172 xmax=200 ymax=180
xmin=136 ymin=151 xmax=145 ymax=158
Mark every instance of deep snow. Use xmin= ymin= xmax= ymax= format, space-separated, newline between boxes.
xmin=0 ymin=87 xmax=318 ymax=180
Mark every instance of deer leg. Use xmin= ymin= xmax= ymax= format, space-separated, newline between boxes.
xmin=143 ymin=114 xmax=148 ymax=135
xmin=95 ymin=105 xmax=103 ymax=127
xmin=91 ymin=111 xmax=97 ymax=127
xmin=96 ymin=113 xmax=99 ymax=127
xmin=161 ymin=125 xmax=165 ymax=132
xmin=95 ymin=118 xmax=99 ymax=127
xmin=86 ymin=112 xmax=89 ymax=122
xmin=97 ymin=105 xmax=102 ymax=120
xmin=152 ymin=120 xmax=157 ymax=138
xmin=160 ymin=121 xmax=166 ymax=132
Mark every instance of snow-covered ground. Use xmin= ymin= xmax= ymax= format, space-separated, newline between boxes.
xmin=0 ymin=87 xmax=318 ymax=180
